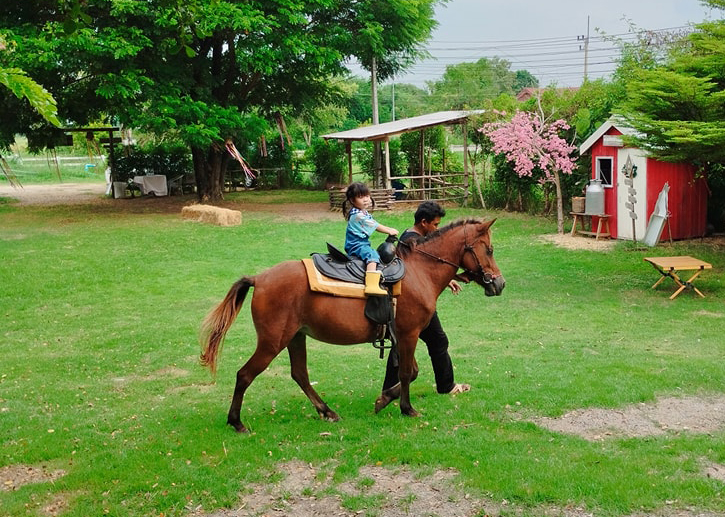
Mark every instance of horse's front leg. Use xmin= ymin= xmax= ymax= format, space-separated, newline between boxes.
xmin=397 ymin=336 xmax=420 ymax=417
xmin=287 ymin=332 xmax=340 ymax=422
xmin=374 ymin=355 xmax=419 ymax=413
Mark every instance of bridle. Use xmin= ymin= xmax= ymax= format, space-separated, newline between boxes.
xmin=400 ymin=223 xmax=497 ymax=285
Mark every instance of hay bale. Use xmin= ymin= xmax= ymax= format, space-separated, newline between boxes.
xmin=181 ymin=204 xmax=242 ymax=226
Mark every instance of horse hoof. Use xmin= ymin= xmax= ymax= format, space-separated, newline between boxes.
xmin=228 ymin=421 xmax=249 ymax=433
xmin=320 ymin=409 xmax=340 ymax=422
xmin=401 ymin=408 xmax=420 ymax=418
xmin=374 ymin=394 xmax=393 ymax=414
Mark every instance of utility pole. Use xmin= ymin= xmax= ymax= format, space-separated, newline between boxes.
xmin=371 ymin=57 xmax=382 ymax=187
xmin=577 ymin=15 xmax=590 ymax=82
xmin=371 ymin=57 xmax=379 ymax=126
xmin=391 ymin=80 xmax=395 ymax=122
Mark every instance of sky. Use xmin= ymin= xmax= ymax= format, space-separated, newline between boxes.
xmin=364 ymin=0 xmax=718 ymax=89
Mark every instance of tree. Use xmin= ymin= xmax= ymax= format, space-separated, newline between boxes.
xmin=519 ymin=81 xmax=626 ymax=208
xmin=0 ymin=0 xmax=441 ymax=202
xmin=610 ymin=3 xmax=725 ymax=228
xmin=0 ymin=68 xmax=60 ymax=129
xmin=480 ymin=110 xmax=577 ymax=233
xmin=378 ymin=82 xmax=430 ymax=120
xmin=0 ymin=36 xmax=60 ymax=140
xmin=427 ymin=58 xmax=523 ymax=110
xmin=613 ymin=4 xmax=725 ymax=165
xmin=346 ymin=0 xmax=441 ymax=82
xmin=1 ymin=35 xmax=61 ymax=186
xmin=513 ymin=70 xmax=539 ymax=93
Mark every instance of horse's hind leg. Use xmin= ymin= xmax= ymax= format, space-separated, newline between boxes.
xmin=227 ymin=347 xmax=281 ymax=433
xmin=288 ymin=333 xmax=340 ymax=422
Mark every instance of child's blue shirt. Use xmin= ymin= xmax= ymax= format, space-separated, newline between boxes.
xmin=345 ymin=207 xmax=380 ymax=263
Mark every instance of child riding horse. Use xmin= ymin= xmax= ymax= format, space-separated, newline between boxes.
xmin=200 ymin=218 xmax=505 ymax=433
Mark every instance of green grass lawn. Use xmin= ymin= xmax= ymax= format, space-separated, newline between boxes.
xmin=1 ymin=197 xmax=723 ymax=516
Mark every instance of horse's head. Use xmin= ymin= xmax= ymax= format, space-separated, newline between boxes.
xmin=457 ymin=219 xmax=505 ymax=296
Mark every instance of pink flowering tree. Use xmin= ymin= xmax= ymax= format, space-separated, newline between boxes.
xmin=480 ymin=110 xmax=577 ymax=233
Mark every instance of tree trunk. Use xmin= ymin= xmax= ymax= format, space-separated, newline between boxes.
xmin=553 ymin=170 xmax=565 ymax=234
xmin=192 ymin=143 xmax=230 ymax=204
xmin=470 ymin=159 xmax=486 ymax=209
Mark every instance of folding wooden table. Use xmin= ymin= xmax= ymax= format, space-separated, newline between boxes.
xmin=643 ymin=256 xmax=712 ymax=300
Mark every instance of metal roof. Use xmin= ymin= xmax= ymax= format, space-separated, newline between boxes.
xmin=321 ymin=110 xmax=485 ymax=142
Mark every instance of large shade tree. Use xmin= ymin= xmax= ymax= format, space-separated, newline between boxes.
xmin=0 ymin=0 xmax=442 ymax=202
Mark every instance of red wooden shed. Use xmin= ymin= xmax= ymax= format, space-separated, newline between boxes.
xmin=579 ymin=118 xmax=708 ymax=241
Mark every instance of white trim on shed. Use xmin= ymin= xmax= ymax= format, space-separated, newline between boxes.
xmin=579 ymin=117 xmax=641 ymax=155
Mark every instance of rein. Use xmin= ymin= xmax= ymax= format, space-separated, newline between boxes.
xmin=399 ymin=224 xmax=495 ymax=285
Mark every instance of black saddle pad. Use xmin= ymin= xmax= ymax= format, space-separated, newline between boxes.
xmin=311 ymin=245 xmax=405 ymax=285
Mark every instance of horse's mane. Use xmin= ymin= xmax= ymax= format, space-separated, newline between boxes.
xmin=396 ymin=217 xmax=487 ymax=258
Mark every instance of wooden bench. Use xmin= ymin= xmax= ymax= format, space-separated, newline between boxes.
xmin=328 ymin=188 xmax=395 ymax=211
xmin=570 ymin=212 xmax=610 ymax=240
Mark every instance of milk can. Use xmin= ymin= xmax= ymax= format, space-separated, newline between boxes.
xmin=585 ymin=179 xmax=604 ymax=215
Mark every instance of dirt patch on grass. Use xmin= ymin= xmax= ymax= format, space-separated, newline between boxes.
xmin=191 ymin=460 xmax=597 ymax=517
xmin=190 ymin=459 xmax=725 ymax=517
xmin=533 ymin=395 xmax=725 ymax=441
xmin=0 ymin=464 xmax=66 ymax=491
xmin=539 ymin=231 xmax=725 ymax=251
xmin=539 ymin=233 xmax=617 ymax=251
xmin=0 ymin=182 xmax=337 ymax=221
xmin=0 ymin=182 xmax=109 ymax=206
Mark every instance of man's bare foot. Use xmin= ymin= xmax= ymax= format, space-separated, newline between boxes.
xmin=448 ymin=383 xmax=470 ymax=395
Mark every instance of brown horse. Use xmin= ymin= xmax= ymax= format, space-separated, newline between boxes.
xmin=200 ymin=218 xmax=505 ymax=433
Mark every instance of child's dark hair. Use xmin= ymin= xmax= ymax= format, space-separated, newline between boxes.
xmin=342 ymin=182 xmax=375 ymax=219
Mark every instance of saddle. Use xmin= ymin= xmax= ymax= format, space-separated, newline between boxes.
xmin=310 ymin=243 xmax=405 ymax=286
xmin=306 ymin=243 xmax=406 ymax=358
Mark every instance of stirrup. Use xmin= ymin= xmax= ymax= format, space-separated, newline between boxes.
xmin=372 ymin=337 xmax=393 ymax=359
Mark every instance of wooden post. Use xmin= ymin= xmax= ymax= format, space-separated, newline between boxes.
xmin=383 ymin=138 xmax=391 ymax=189
xmin=418 ymin=130 xmax=425 ymax=200
xmin=346 ymin=141 xmax=353 ymax=184
xmin=371 ymin=57 xmax=381 ymax=187
xmin=623 ymin=155 xmax=637 ymax=243
xmin=107 ymin=129 xmax=116 ymax=180
xmin=462 ymin=119 xmax=469 ymax=206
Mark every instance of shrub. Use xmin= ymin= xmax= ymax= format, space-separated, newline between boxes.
xmin=110 ymin=143 xmax=191 ymax=182
xmin=307 ymin=139 xmax=346 ymax=187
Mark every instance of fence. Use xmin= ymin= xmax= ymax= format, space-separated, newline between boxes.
xmin=389 ymin=171 xmax=468 ymax=206
xmin=328 ymin=187 xmax=395 ymax=211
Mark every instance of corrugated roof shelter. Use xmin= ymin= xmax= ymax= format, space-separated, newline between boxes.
xmin=322 ymin=110 xmax=483 ymax=142
xmin=321 ymin=110 xmax=484 ymax=196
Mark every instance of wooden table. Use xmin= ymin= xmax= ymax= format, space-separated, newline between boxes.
xmin=570 ymin=212 xmax=610 ymax=240
xmin=644 ymin=256 xmax=712 ymax=300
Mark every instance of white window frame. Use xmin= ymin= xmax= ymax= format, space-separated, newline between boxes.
xmin=595 ymin=157 xmax=614 ymax=188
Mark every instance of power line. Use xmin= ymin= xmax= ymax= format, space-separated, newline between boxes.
xmin=369 ymin=24 xmax=695 ymax=88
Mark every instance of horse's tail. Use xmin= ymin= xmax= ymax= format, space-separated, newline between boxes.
xmin=199 ymin=276 xmax=254 ymax=374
